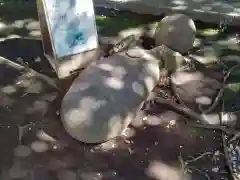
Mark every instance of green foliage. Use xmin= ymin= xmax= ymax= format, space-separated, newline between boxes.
xmin=95 ymin=14 xmax=157 ymax=36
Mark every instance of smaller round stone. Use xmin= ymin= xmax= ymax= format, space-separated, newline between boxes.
xmin=154 ymin=14 xmax=196 ymax=54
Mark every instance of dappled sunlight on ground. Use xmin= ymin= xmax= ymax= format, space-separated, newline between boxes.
xmin=0 ymin=1 xmax=239 ymax=180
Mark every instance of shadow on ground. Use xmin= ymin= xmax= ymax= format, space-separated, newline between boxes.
xmin=13 ymin=97 xmax=228 ymax=180
xmin=0 ymin=1 xmax=238 ymax=180
xmin=0 ymin=38 xmax=56 ymax=77
xmin=0 ymin=56 xmax=58 ymax=168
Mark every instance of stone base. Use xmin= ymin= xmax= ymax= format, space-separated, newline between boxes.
xmin=46 ymin=48 xmax=101 ymax=79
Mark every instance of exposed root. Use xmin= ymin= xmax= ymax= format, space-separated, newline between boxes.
xmin=186 ymin=152 xmax=213 ymax=164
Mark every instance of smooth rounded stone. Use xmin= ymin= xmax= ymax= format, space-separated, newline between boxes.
xmin=14 ymin=145 xmax=32 ymax=157
xmin=61 ymin=50 xmax=160 ymax=143
xmin=154 ymin=14 xmax=196 ymax=54
xmin=30 ymin=141 xmax=49 ymax=153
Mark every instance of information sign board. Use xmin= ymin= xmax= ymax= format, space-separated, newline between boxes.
xmin=37 ymin=0 xmax=99 ymax=78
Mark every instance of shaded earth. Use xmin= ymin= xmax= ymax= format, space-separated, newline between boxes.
xmin=0 ymin=51 xmax=231 ymax=180
xmin=0 ymin=2 xmax=240 ymax=180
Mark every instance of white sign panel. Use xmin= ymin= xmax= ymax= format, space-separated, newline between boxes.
xmin=44 ymin=0 xmax=98 ymax=58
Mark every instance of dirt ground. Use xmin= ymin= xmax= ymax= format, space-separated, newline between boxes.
xmin=0 ymin=2 xmax=239 ymax=180
xmin=0 ymin=58 xmax=230 ymax=180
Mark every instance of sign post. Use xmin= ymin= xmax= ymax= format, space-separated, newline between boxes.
xmin=36 ymin=0 xmax=100 ymax=78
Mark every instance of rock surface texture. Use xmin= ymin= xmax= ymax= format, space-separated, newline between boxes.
xmin=150 ymin=45 xmax=187 ymax=71
xmin=61 ymin=50 xmax=160 ymax=143
xmin=154 ymin=14 xmax=196 ymax=54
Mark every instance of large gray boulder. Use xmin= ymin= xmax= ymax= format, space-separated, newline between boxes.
xmin=61 ymin=50 xmax=160 ymax=143
xmin=154 ymin=14 xmax=196 ymax=54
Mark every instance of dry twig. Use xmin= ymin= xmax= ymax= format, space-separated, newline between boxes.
xmin=186 ymin=152 xmax=213 ymax=164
